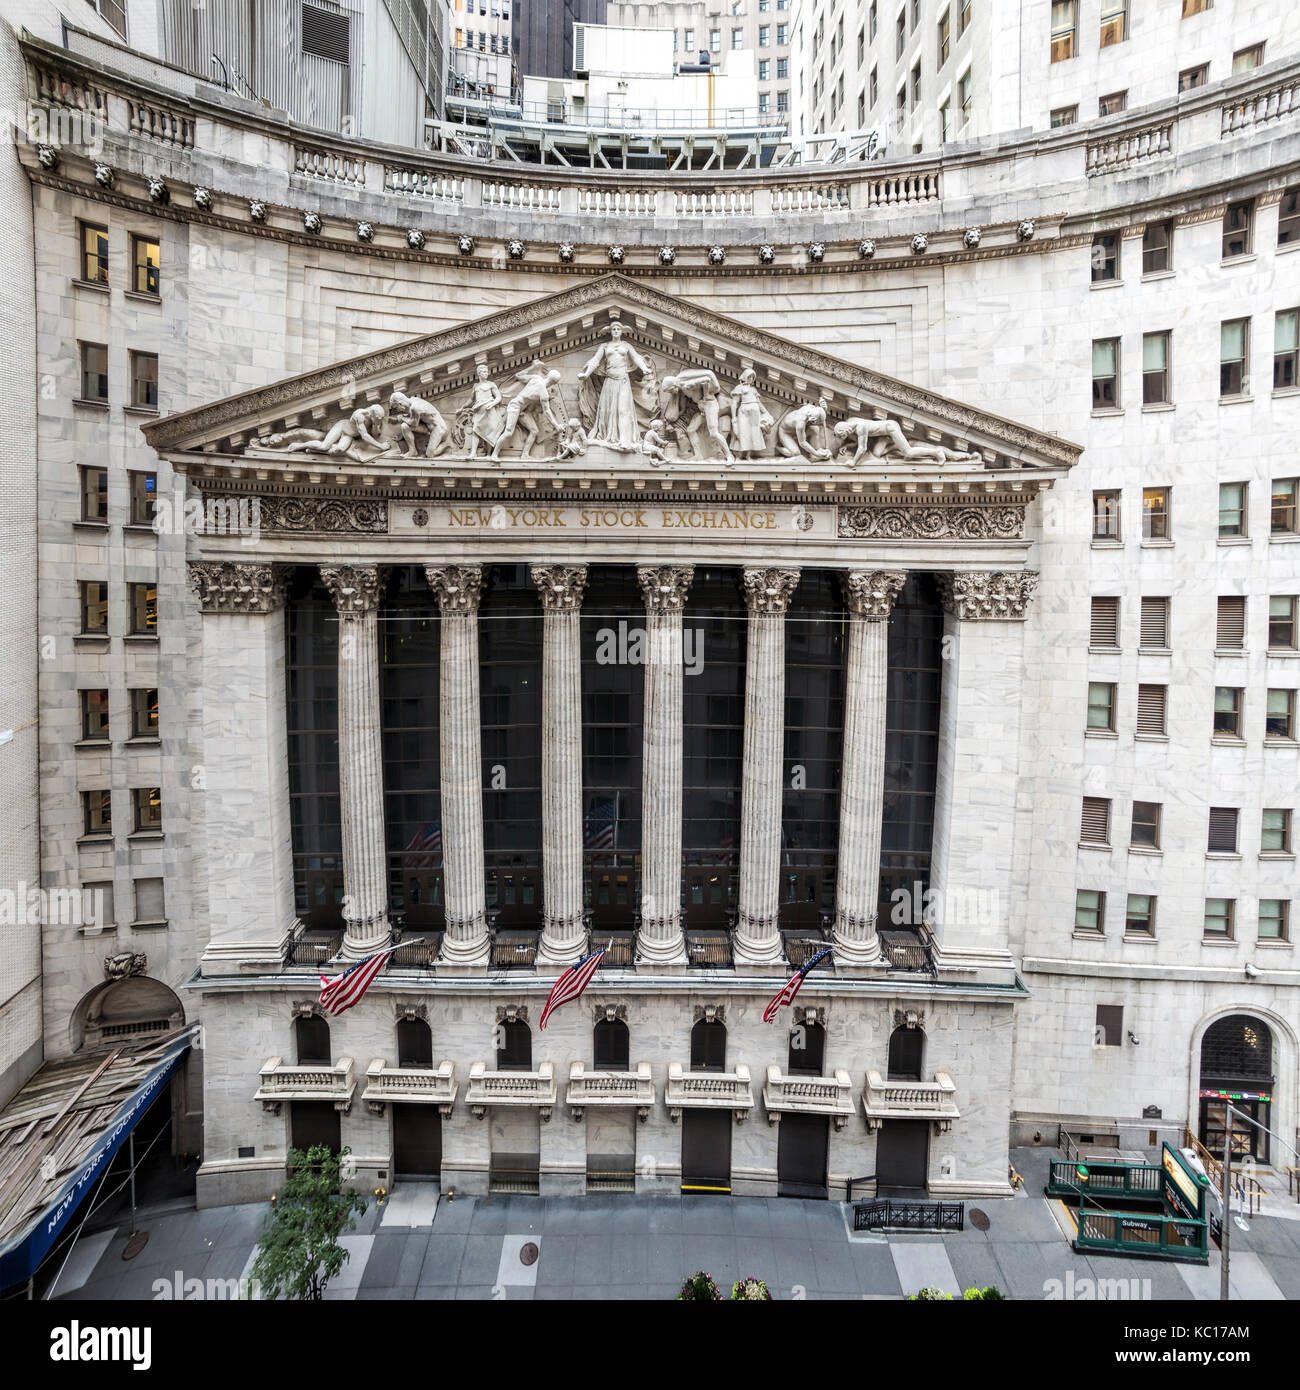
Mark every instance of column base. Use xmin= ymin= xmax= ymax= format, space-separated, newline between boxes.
xmin=635 ymin=919 xmax=688 ymax=966
xmin=340 ymin=917 xmax=391 ymax=960
xmin=833 ymin=913 xmax=882 ymax=966
xmin=733 ymin=914 xmax=783 ymax=965
xmin=537 ymin=930 xmax=585 ymax=967
xmin=440 ymin=916 xmax=490 ymax=965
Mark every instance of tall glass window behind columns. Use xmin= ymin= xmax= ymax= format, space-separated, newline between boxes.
xmin=878 ymin=572 xmax=943 ymax=926
xmin=580 ymin=565 xmax=644 ymax=929
xmin=285 ymin=570 xmax=342 ymax=931
xmin=480 ymin=565 xmax=543 ymax=927
xmin=782 ymin=570 xmax=846 ymax=931
xmin=681 ymin=568 xmax=746 ymax=928
xmin=381 ymin=568 xmax=442 ymax=931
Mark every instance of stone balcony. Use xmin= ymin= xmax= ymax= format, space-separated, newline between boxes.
xmin=254 ymin=1056 xmax=355 ymax=1114
xmin=566 ymin=1060 xmax=655 ymax=1122
xmin=465 ymin=1060 xmax=557 ymax=1121
xmin=861 ymin=1069 xmax=960 ymax=1133
xmin=362 ymin=1058 xmax=457 ymax=1116
xmin=762 ymin=1065 xmax=857 ymax=1131
xmin=666 ymin=1062 xmax=753 ymax=1123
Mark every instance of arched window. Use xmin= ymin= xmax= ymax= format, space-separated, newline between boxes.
xmin=295 ymin=1013 xmax=331 ymax=1066
xmin=1200 ymin=1015 xmax=1274 ymax=1080
xmin=397 ymin=1017 xmax=433 ymax=1068
xmin=887 ymin=1025 xmax=924 ymax=1081
xmin=497 ymin=1018 xmax=532 ymax=1071
xmin=690 ymin=1019 xmax=727 ymax=1072
xmin=788 ymin=1020 xmax=826 ymax=1076
xmin=594 ymin=1018 xmax=630 ymax=1071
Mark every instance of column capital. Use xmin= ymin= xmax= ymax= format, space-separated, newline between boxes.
xmin=842 ymin=569 xmax=907 ymax=620
xmin=938 ymin=570 xmax=1039 ymax=621
xmin=741 ymin=567 xmax=800 ymax=614
xmin=531 ymin=563 xmax=588 ymax=610
xmin=637 ymin=565 xmax=695 ymax=612
xmin=188 ymin=561 xmax=286 ymax=615
xmin=425 ymin=564 xmax=483 ymax=615
xmin=321 ymin=564 xmax=386 ymax=616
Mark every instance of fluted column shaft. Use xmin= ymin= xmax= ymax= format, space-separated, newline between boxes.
xmin=533 ymin=565 xmax=588 ymax=964
xmin=834 ymin=571 xmax=907 ymax=964
xmin=321 ymin=565 xmax=390 ymax=960
xmin=637 ymin=565 xmax=694 ymax=964
xmin=734 ymin=567 xmax=800 ymax=964
xmin=426 ymin=566 xmax=488 ymax=964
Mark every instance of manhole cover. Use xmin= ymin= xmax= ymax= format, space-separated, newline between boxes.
xmin=122 ymin=1232 xmax=150 ymax=1260
xmin=969 ymin=1208 xmax=990 ymax=1232
xmin=519 ymin=1242 xmax=539 ymax=1267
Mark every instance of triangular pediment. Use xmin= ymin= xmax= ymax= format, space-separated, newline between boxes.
xmin=143 ymin=274 xmax=1080 ymax=483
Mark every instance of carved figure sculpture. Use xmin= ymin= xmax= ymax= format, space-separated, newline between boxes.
xmin=641 ymin=419 xmax=670 ymax=465
xmin=557 ymin=418 xmax=588 ymax=459
xmin=576 ymin=323 xmax=654 ymax=451
xmin=660 ymin=369 xmax=735 ymax=464
xmin=776 ymin=399 xmax=832 ymax=461
xmin=832 ymin=417 xmax=982 ymax=468
xmin=389 ymin=390 xmax=451 ymax=459
xmin=281 ymin=404 xmax=389 ymax=459
xmin=729 ymin=369 xmax=774 ymax=458
xmin=492 ymin=367 xmax=565 ymax=460
xmin=461 ymin=364 xmax=504 ymax=459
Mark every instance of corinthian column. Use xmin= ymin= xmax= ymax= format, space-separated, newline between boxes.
xmin=320 ymin=564 xmax=390 ymax=960
xmin=833 ymin=571 xmax=907 ymax=965
xmin=426 ymin=565 xmax=489 ymax=965
xmin=636 ymin=565 xmax=694 ymax=964
xmin=734 ymin=567 xmax=800 ymax=965
xmin=532 ymin=564 xmax=588 ymax=965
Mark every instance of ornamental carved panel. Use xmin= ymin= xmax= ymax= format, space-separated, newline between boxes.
xmin=188 ymin=561 xmax=287 ymax=615
xmin=254 ymin=496 xmax=388 ymax=533
xmin=838 ymin=506 xmax=1025 ymax=540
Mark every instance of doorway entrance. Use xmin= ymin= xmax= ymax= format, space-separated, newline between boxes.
xmin=875 ymin=1119 xmax=929 ymax=1192
xmin=776 ymin=1114 xmax=829 ymax=1199
xmin=1198 ymin=1014 xmax=1275 ymax=1164
xmin=392 ymin=1105 xmax=442 ymax=1178
xmin=681 ymin=1109 xmax=732 ymax=1193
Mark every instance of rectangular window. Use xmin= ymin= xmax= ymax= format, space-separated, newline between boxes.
xmin=1091 ymin=232 xmax=1119 ymax=282
xmin=1131 ymin=800 xmax=1161 ymax=849
xmin=1087 ymin=682 xmax=1116 ymax=732
xmin=1273 ymin=478 xmax=1298 ymax=534
xmin=1099 ymin=0 xmax=1126 ymax=46
xmin=1050 ymin=105 xmax=1077 ymax=128
xmin=1259 ymin=900 xmax=1289 ymax=941
xmin=1091 ymin=338 xmax=1118 ymax=408
xmin=1140 ymin=596 xmax=1170 ymax=650
xmin=1098 ymin=90 xmax=1127 ymax=116
xmin=1267 ymin=688 xmax=1296 ymax=740
xmin=129 ymin=582 xmax=157 ymax=636
xmin=870 ymin=2 xmax=878 ymax=39
xmin=130 ymin=352 xmax=158 ymax=410
xmin=1125 ymin=894 xmax=1155 ymax=936
xmin=959 ymin=69 xmax=971 ymax=121
xmin=938 ymin=9 xmax=950 ymax=64
xmin=1142 ymin=487 xmax=1170 ymax=540
xmin=1142 ymin=332 xmax=1170 ymax=404
xmin=1204 ymin=898 xmax=1234 ymax=938
xmin=1208 ymin=807 xmax=1240 ymax=854
xmin=910 ymin=61 xmax=921 ymax=107
xmin=1231 ymin=45 xmax=1263 ymax=74
xmin=777 ymin=23 xmax=787 ymax=43
xmin=778 ymin=57 xmax=789 ymax=79
xmin=80 ymin=222 xmax=108 ymax=284
xmin=1096 ymin=1004 xmax=1123 ymax=1046
xmin=84 ymin=880 xmax=114 ymax=927
xmin=80 ymin=466 xmax=108 ymax=523
xmin=1221 ymin=318 xmax=1250 ymax=396
xmin=1093 ymin=489 xmax=1121 ymax=540
xmin=133 ymin=787 xmax=162 ymax=833
xmin=961 ymin=0 xmax=970 ymax=31
xmin=1082 ymin=797 xmax=1111 ymax=845
xmin=709 ymin=29 xmax=721 ymax=51
xmin=1050 ymin=0 xmax=1075 ymax=61
xmin=1075 ymin=890 xmax=1105 ymax=934
xmin=896 ymin=12 xmax=906 ymax=57
xmin=685 ymin=29 xmax=695 ymax=48
xmin=1178 ymin=64 xmax=1208 ymax=91
xmin=132 ymin=878 xmax=164 ymax=924
xmin=759 ymin=60 xmax=770 ymax=81
xmin=81 ymin=688 xmax=110 ymax=742
xmin=777 ymin=90 xmax=788 ymax=111
xmin=1218 ymin=481 xmax=1247 ymax=537
xmin=939 ymin=100 xmax=950 ymax=142
xmin=1090 ymin=596 xmax=1120 ymax=648
xmin=1274 ymin=310 xmax=1299 ymax=389
xmin=759 ymin=92 xmax=770 ymax=114
xmin=129 ymin=471 xmax=157 ymax=526
xmin=1262 ymin=808 xmax=1292 ymax=854
xmin=858 ymin=26 xmax=865 ymax=65
xmin=1136 ymin=684 xmax=1167 ymax=736
xmin=1279 ymin=188 xmax=1300 ymax=245
xmin=80 ymin=342 xmax=108 ymax=402
xmin=910 ymin=0 xmax=919 ymax=28
xmin=131 ymin=687 xmax=159 ymax=738
xmin=1142 ymin=219 xmax=1172 ymax=274
xmin=1216 ymin=596 xmax=1246 ymax=649
xmin=1213 ymin=687 xmax=1242 ymax=738
xmin=83 ymin=790 xmax=112 ymax=837
xmin=1269 ymin=595 xmax=1298 ymax=650
xmin=731 ymin=28 xmax=743 ymax=49
xmin=81 ymin=581 xmax=108 ymax=635
xmin=1182 ymin=0 xmax=1211 ymax=13
xmin=1223 ymin=201 xmax=1254 ymax=259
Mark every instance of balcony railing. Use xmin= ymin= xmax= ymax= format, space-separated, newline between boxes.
xmin=666 ymin=1061 xmax=753 ymax=1122
xmin=465 ymin=1060 xmax=557 ymax=1119
xmin=762 ymin=1065 xmax=856 ymax=1130
xmin=362 ymin=1058 xmax=456 ymax=1114
xmin=566 ymin=1060 xmax=654 ymax=1121
xmin=254 ymin=1055 xmax=355 ymax=1113
xmin=862 ymin=1069 xmax=959 ymax=1132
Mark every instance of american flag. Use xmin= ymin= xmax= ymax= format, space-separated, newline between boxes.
xmin=584 ymin=796 xmax=618 ymax=851
xmin=762 ymin=947 xmax=834 ymax=1023
xmin=319 ymin=945 xmax=401 ymax=1016
xmin=404 ymin=818 xmax=442 ymax=870
xmin=539 ymin=946 xmax=607 ymax=1031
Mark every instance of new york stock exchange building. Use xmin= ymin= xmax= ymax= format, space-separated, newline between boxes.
xmin=13 ymin=32 xmax=1300 ymax=1213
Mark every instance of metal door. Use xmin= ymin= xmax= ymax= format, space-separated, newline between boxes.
xmin=777 ymin=1113 xmax=829 ymax=1199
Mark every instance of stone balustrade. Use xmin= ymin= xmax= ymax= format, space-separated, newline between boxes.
xmin=362 ymin=1058 xmax=457 ymax=1114
xmin=861 ymin=1069 xmax=959 ymax=1132
xmin=566 ymin=1060 xmax=655 ymax=1121
xmin=762 ymin=1064 xmax=857 ymax=1130
xmin=254 ymin=1055 xmax=355 ymax=1113
xmin=666 ymin=1061 xmax=753 ymax=1122
xmin=465 ymin=1059 xmax=557 ymax=1120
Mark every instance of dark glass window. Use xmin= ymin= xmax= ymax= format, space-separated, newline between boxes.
xmin=788 ymin=1020 xmax=826 ymax=1075
xmin=593 ymin=1018 xmax=630 ymax=1070
xmin=81 ymin=688 xmax=109 ymax=741
xmin=887 ymin=1026 xmax=925 ymax=1081
xmin=129 ymin=471 xmax=156 ymax=525
xmin=295 ymin=1014 xmax=331 ymax=1065
xmin=397 ymin=1017 xmax=433 ymax=1067
xmin=690 ymin=1019 xmax=727 ymax=1072
xmin=497 ymin=1018 xmax=532 ymax=1071
xmin=1201 ymin=1015 xmax=1273 ymax=1080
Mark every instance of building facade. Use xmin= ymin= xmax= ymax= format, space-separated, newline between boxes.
xmin=8 ymin=16 xmax=1300 ymax=1204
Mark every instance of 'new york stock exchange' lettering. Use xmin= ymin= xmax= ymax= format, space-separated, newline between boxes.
xmin=444 ymin=507 xmax=781 ymax=530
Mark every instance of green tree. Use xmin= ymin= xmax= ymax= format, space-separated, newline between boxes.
xmin=251 ymin=1146 xmax=368 ymax=1301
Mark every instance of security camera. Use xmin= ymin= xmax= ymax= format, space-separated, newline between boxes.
xmin=1244 ymin=962 xmax=1261 ymax=979
xmin=1127 ymin=1031 xmax=1140 ymax=1046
